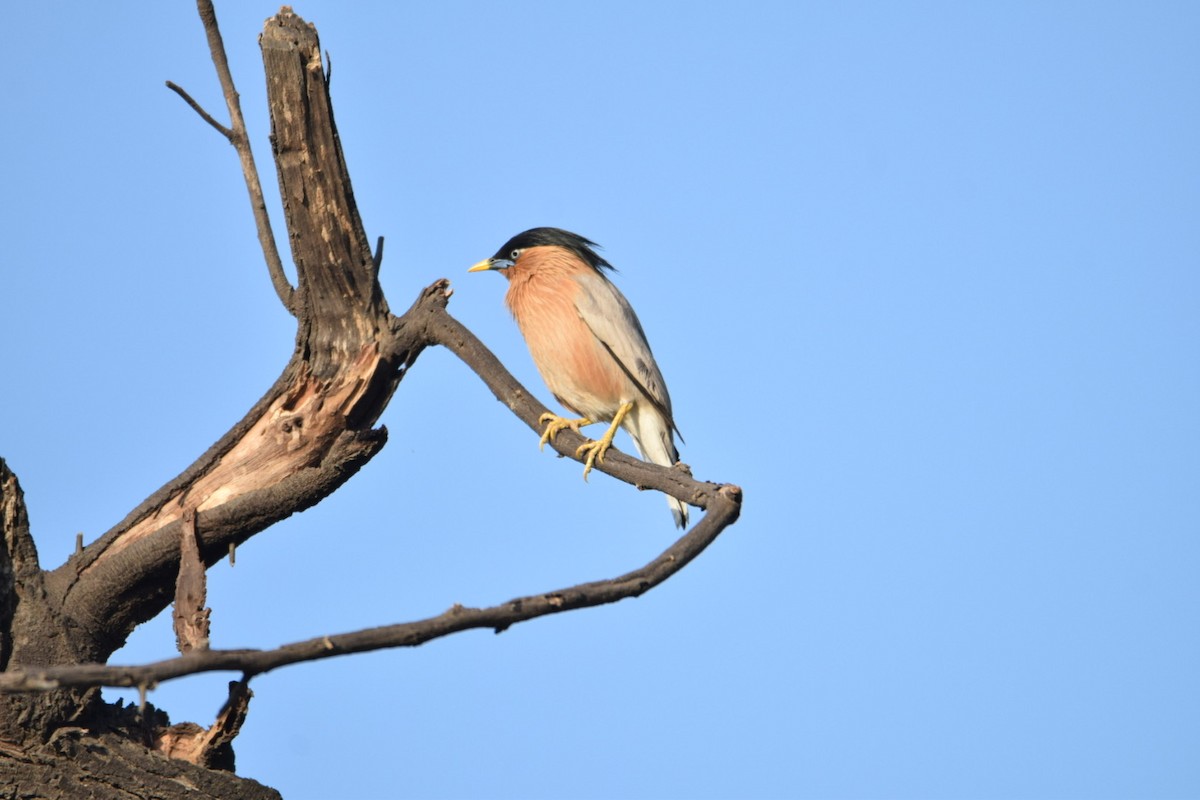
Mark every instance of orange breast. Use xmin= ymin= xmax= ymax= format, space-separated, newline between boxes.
xmin=504 ymin=250 xmax=632 ymax=422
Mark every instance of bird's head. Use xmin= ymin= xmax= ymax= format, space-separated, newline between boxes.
xmin=469 ymin=227 xmax=614 ymax=275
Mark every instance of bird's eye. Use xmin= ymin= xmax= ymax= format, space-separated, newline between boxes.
xmin=510 ymin=249 xmax=522 ymax=261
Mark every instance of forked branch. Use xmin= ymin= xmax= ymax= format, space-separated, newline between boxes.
xmin=169 ymin=0 xmax=294 ymax=313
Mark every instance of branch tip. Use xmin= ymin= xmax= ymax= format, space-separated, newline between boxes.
xmin=372 ymin=235 xmax=384 ymax=273
xmin=165 ymin=80 xmax=234 ymax=140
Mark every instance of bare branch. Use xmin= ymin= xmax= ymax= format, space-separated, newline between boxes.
xmin=0 ymin=483 xmax=740 ymax=692
xmin=191 ymin=0 xmax=295 ymax=314
xmin=22 ymin=275 xmax=729 ymax=694
xmin=165 ymin=81 xmax=233 ymax=139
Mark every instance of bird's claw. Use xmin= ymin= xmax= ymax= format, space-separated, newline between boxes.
xmin=538 ymin=413 xmax=591 ymax=451
xmin=575 ymin=433 xmax=619 ymax=482
xmin=575 ymin=440 xmax=605 ymax=481
xmin=571 ymin=401 xmax=632 ymax=481
xmin=540 ymin=403 xmax=629 ymax=481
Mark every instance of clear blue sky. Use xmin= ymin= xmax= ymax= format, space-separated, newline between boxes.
xmin=3 ymin=2 xmax=1198 ymax=798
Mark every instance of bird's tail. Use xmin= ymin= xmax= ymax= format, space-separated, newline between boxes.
xmin=626 ymin=404 xmax=689 ymax=528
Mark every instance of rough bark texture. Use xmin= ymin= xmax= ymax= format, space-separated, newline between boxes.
xmin=0 ymin=726 xmax=280 ymax=800
xmin=0 ymin=459 xmax=101 ymax=746
xmin=37 ymin=8 xmax=408 ymax=667
xmin=0 ymin=8 xmax=404 ymax=796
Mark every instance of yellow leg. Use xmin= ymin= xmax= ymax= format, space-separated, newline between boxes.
xmin=575 ymin=401 xmax=634 ymax=481
xmin=538 ymin=412 xmax=593 ymax=451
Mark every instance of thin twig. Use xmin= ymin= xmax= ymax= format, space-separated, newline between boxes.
xmin=193 ymin=0 xmax=295 ymax=314
xmin=165 ymin=81 xmax=233 ymax=139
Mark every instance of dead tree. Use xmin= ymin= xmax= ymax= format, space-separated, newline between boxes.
xmin=0 ymin=4 xmax=741 ymax=797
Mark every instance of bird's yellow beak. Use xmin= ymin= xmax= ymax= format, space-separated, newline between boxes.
xmin=468 ymin=258 xmax=499 ymax=273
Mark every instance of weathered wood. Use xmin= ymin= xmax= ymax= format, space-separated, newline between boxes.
xmin=172 ymin=509 xmax=210 ymax=654
xmin=261 ymin=8 xmax=387 ymax=356
xmin=0 ymin=725 xmax=281 ymax=800
xmin=42 ymin=7 xmax=412 ymax=667
xmin=0 ymin=459 xmax=99 ymax=743
xmin=4 ymin=7 xmax=422 ymax=790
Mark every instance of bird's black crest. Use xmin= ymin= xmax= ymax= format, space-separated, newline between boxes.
xmin=493 ymin=227 xmax=614 ymax=272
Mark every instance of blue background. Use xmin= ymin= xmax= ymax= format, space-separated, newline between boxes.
xmin=3 ymin=3 xmax=1197 ymax=798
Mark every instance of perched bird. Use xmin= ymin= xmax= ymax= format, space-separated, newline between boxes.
xmin=469 ymin=227 xmax=688 ymax=527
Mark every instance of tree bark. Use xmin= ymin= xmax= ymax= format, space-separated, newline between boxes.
xmin=0 ymin=8 xmax=410 ymax=796
xmin=0 ymin=724 xmax=281 ymax=800
xmin=42 ymin=10 xmax=412 ymax=668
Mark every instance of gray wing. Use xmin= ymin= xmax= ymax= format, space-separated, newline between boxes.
xmin=572 ymin=270 xmax=681 ymax=438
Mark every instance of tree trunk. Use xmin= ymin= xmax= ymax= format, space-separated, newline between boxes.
xmin=0 ymin=9 xmax=408 ymax=796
